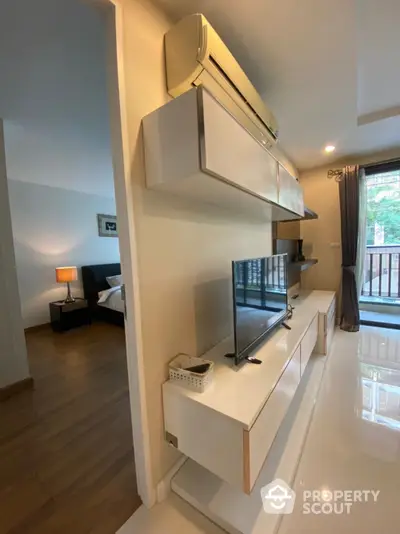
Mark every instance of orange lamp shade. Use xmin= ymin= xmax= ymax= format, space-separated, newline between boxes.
xmin=55 ymin=266 xmax=78 ymax=283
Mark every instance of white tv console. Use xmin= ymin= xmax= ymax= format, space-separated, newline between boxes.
xmin=162 ymin=290 xmax=335 ymax=534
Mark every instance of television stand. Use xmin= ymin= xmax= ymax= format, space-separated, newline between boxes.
xmin=163 ymin=290 xmax=337 ymax=534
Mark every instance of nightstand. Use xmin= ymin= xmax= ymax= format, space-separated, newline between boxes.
xmin=50 ymin=298 xmax=91 ymax=332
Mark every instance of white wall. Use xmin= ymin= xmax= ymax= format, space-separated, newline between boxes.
xmin=0 ymin=0 xmax=114 ymax=197
xmin=0 ymin=0 xmax=119 ymax=328
xmin=118 ymin=0 xmax=272 ymax=490
xmin=0 ymin=120 xmax=30 ymax=388
xmin=7 ymin=178 xmax=120 ymax=328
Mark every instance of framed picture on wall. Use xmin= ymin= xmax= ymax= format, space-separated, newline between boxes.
xmin=97 ymin=214 xmax=118 ymax=238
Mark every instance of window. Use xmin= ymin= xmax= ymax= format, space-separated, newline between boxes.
xmin=366 ymin=169 xmax=400 ymax=246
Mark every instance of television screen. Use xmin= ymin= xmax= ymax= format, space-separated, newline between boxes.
xmin=232 ymin=254 xmax=288 ymax=364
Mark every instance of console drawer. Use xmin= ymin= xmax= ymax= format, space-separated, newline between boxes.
xmin=300 ymin=314 xmax=318 ymax=375
xmin=244 ymin=345 xmax=301 ymax=493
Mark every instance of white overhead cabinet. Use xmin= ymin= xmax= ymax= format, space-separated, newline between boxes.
xmin=200 ymin=89 xmax=279 ymax=206
xmin=143 ymin=87 xmax=304 ymax=221
xmin=278 ymin=164 xmax=305 ymax=218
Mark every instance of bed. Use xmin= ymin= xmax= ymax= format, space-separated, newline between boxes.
xmin=81 ymin=263 xmax=125 ymax=327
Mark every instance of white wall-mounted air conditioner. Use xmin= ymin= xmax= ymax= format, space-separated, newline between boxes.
xmin=165 ymin=13 xmax=297 ymax=179
xmin=165 ymin=14 xmax=277 ymax=141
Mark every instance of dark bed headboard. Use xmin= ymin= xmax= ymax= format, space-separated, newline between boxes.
xmin=81 ymin=263 xmax=121 ymax=307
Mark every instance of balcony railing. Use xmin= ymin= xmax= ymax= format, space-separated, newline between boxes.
xmin=361 ymin=245 xmax=400 ymax=300
xmin=236 ymin=257 xmax=286 ymax=293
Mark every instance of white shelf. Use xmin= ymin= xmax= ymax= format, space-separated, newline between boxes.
xmin=164 ymin=290 xmax=334 ymax=430
xmin=164 ymin=306 xmax=317 ymax=430
xmin=163 ymin=290 xmax=335 ymax=494
xmin=172 ymin=352 xmax=327 ymax=534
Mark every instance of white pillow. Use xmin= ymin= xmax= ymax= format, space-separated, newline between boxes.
xmin=106 ymin=274 xmax=122 ymax=288
xmin=98 ymin=285 xmax=121 ymax=304
xmin=98 ymin=287 xmax=113 ymax=304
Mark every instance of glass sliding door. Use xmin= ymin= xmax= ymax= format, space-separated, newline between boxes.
xmin=360 ymin=164 xmax=400 ymax=329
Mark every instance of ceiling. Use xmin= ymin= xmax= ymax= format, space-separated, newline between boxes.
xmin=155 ymin=0 xmax=400 ymax=170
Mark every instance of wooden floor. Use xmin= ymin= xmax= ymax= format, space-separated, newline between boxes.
xmin=0 ymin=322 xmax=140 ymax=534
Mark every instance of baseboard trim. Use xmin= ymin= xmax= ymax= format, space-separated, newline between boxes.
xmin=25 ymin=323 xmax=50 ymax=333
xmin=0 ymin=377 xmax=34 ymax=401
xmin=156 ymin=455 xmax=187 ymax=503
xmin=360 ymin=319 xmax=400 ymax=330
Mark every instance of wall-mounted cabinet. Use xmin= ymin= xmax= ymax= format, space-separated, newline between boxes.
xmin=278 ymin=164 xmax=304 ymax=217
xmin=201 ymin=88 xmax=279 ymax=206
xmin=143 ymin=87 xmax=304 ymax=221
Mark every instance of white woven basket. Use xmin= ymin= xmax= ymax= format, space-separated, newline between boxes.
xmin=168 ymin=353 xmax=214 ymax=393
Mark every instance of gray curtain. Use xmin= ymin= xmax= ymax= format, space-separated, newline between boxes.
xmin=339 ymin=165 xmax=360 ymax=332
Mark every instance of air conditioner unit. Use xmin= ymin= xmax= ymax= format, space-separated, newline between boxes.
xmin=165 ymin=13 xmax=279 ymax=148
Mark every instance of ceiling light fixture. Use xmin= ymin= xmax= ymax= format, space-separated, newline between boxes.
xmin=324 ymin=145 xmax=336 ymax=153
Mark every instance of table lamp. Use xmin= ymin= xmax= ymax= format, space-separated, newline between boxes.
xmin=55 ymin=266 xmax=78 ymax=303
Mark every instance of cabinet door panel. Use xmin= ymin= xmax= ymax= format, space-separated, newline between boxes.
xmin=201 ymin=90 xmax=278 ymax=204
xmin=244 ymin=345 xmax=301 ymax=492
xmin=300 ymin=314 xmax=318 ymax=374
xmin=278 ymin=164 xmax=304 ymax=216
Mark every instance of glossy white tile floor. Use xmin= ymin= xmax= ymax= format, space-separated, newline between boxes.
xmin=116 ymin=492 xmax=224 ymax=534
xmin=280 ymin=326 xmax=400 ymax=533
xmin=119 ymin=326 xmax=400 ymax=534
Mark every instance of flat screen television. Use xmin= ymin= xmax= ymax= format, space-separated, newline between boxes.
xmin=232 ymin=254 xmax=288 ymax=364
